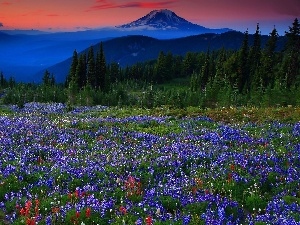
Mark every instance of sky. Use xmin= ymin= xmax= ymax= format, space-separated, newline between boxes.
xmin=0 ymin=0 xmax=299 ymax=35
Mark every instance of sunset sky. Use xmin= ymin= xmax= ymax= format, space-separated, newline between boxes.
xmin=0 ymin=0 xmax=299 ymax=35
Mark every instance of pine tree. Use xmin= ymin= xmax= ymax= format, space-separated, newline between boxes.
xmin=223 ymin=51 xmax=238 ymax=87
xmin=200 ymin=49 xmax=211 ymax=89
xmin=96 ymin=42 xmax=106 ymax=91
xmin=237 ymin=30 xmax=250 ymax=93
xmin=260 ymin=27 xmax=278 ymax=87
xmin=173 ymin=55 xmax=183 ymax=78
xmin=154 ymin=51 xmax=167 ymax=83
xmin=165 ymin=52 xmax=174 ymax=80
xmin=76 ymin=54 xmax=87 ymax=89
xmin=50 ymin=74 xmax=55 ymax=86
xmin=42 ymin=70 xmax=51 ymax=86
xmin=281 ymin=18 xmax=300 ymax=88
xmin=0 ymin=71 xmax=6 ymax=87
xmin=190 ymin=71 xmax=200 ymax=92
xmin=109 ymin=62 xmax=120 ymax=83
xmin=66 ymin=50 xmax=78 ymax=87
xmin=105 ymin=64 xmax=111 ymax=92
xmin=215 ymin=48 xmax=227 ymax=80
xmin=182 ymin=52 xmax=196 ymax=77
xmin=8 ymin=77 xmax=15 ymax=88
xmin=86 ymin=46 xmax=96 ymax=87
xmin=67 ymin=79 xmax=78 ymax=107
xmin=249 ymin=23 xmax=261 ymax=89
xmin=82 ymin=83 xmax=94 ymax=106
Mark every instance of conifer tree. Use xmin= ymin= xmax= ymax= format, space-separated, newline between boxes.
xmin=66 ymin=50 xmax=78 ymax=87
xmin=249 ymin=23 xmax=261 ymax=89
xmin=109 ymin=62 xmax=120 ymax=83
xmin=260 ymin=27 xmax=278 ymax=87
xmin=215 ymin=48 xmax=227 ymax=80
xmin=87 ymin=46 xmax=96 ymax=87
xmin=67 ymin=79 xmax=78 ymax=107
xmin=190 ymin=71 xmax=200 ymax=92
xmin=182 ymin=52 xmax=196 ymax=77
xmin=281 ymin=18 xmax=300 ymax=88
xmin=237 ymin=29 xmax=250 ymax=92
xmin=105 ymin=64 xmax=111 ymax=92
xmin=8 ymin=77 xmax=15 ymax=88
xmin=173 ymin=55 xmax=183 ymax=78
xmin=76 ymin=54 xmax=87 ymax=89
xmin=96 ymin=42 xmax=106 ymax=91
xmin=154 ymin=51 xmax=167 ymax=83
xmin=42 ymin=70 xmax=51 ymax=86
xmin=165 ymin=52 xmax=174 ymax=80
xmin=0 ymin=71 xmax=6 ymax=87
xmin=50 ymin=74 xmax=55 ymax=86
xmin=200 ymin=49 xmax=211 ymax=89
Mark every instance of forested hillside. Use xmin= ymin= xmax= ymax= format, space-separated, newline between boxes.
xmin=1 ymin=19 xmax=299 ymax=108
xmin=37 ymin=30 xmax=287 ymax=83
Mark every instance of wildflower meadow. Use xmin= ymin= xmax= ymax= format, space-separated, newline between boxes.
xmin=0 ymin=103 xmax=299 ymax=224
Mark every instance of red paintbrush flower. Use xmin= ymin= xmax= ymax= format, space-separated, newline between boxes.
xmin=86 ymin=207 xmax=91 ymax=218
xmin=145 ymin=215 xmax=153 ymax=225
xmin=119 ymin=205 xmax=127 ymax=215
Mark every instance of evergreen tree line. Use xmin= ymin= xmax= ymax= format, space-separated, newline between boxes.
xmin=1 ymin=18 xmax=299 ymax=108
xmin=66 ymin=42 xmax=107 ymax=91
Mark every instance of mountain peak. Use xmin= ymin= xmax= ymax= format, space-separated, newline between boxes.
xmin=148 ymin=9 xmax=176 ymax=17
xmin=116 ymin=9 xmax=199 ymax=30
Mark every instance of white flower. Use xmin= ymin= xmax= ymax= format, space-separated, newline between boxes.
xmin=156 ymin=208 xmax=161 ymax=215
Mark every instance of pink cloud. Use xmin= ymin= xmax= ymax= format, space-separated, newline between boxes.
xmin=87 ymin=0 xmax=176 ymax=11
xmin=47 ymin=14 xmax=60 ymax=17
xmin=1 ymin=1 xmax=12 ymax=5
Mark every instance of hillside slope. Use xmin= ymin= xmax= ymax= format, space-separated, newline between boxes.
xmin=37 ymin=31 xmax=286 ymax=83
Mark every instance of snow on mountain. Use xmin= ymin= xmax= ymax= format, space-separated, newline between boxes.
xmin=116 ymin=9 xmax=207 ymax=31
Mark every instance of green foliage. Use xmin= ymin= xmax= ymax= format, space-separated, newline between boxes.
xmin=254 ymin=222 xmax=268 ymax=225
xmin=42 ymin=70 xmax=55 ymax=86
xmin=0 ymin=71 xmax=8 ymax=88
xmin=0 ymin=175 xmax=24 ymax=201
xmin=159 ymin=195 xmax=182 ymax=213
xmin=183 ymin=202 xmax=208 ymax=214
xmin=283 ymin=195 xmax=300 ymax=205
xmin=245 ymin=194 xmax=268 ymax=213
xmin=2 ymin=84 xmax=67 ymax=105
xmin=0 ymin=105 xmax=12 ymax=114
xmin=2 ymin=19 xmax=300 ymax=109
xmin=225 ymin=205 xmax=241 ymax=221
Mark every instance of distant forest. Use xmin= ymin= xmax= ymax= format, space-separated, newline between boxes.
xmin=1 ymin=18 xmax=299 ymax=108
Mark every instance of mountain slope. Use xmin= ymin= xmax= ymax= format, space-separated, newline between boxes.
xmin=37 ymin=31 xmax=286 ymax=83
xmin=1 ymin=9 xmax=233 ymax=82
xmin=116 ymin=9 xmax=231 ymax=34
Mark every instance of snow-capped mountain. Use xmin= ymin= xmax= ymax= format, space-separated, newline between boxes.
xmin=116 ymin=9 xmax=231 ymax=33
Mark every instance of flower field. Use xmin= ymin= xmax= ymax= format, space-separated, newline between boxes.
xmin=0 ymin=103 xmax=300 ymax=225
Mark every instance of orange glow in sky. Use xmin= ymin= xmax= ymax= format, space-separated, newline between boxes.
xmin=0 ymin=0 xmax=299 ymax=34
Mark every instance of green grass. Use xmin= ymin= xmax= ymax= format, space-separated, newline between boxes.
xmin=83 ymin=105 xmax=300 ymax=124
xmin=0 ymin=105 xmax=12 ymax=115
xmin=156 ymin=77 xmax=190 ymax=90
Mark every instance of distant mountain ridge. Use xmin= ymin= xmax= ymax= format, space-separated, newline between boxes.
xmin=116 ymin=9 xmax=231 ymax=34
xmin=38 ymin=31 xmax=286 ymax=83
xmin=1 ymin=9 xmax=233 ymax=82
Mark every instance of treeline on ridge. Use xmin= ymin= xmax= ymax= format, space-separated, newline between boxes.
xmin=0 ymin=18 xmax=299 ymax=108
